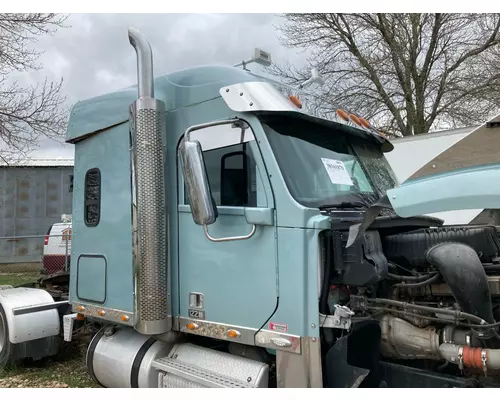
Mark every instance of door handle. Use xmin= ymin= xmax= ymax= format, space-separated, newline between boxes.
xmin=203 ymin=224 xmax=257 ymax=243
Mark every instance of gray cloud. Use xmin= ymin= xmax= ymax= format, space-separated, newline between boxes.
xmin=9 ymin=13 xmax=309 ymax=160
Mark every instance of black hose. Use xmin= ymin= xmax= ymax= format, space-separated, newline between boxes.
xmin=388 ymin=272 xmax=437 ymax=282
xmin=392 ymin=273 xmax=441 ymax=288
xmin=368 ymin=306 xmax=500 ymax=330
xmin=482 ymin=264 xmax=500 ymax=270
xmin=368 ymin=306 xmax=457 ymax=324
xmin=426 ymin=242 xmax=496 ymax=325
xmin=366 ymin=298 xmax=485 ymax=324
xmin=388 ymin=261 xmax=421 ymax=277
xmin=437 ymin=361 xmax=449 ymax=372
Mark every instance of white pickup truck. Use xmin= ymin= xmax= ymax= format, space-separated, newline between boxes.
xmin=42 ymin=215 xmax=72 ymax=275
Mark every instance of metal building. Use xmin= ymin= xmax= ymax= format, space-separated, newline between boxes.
xmin=0 ymin=158 xmax=74 ymax=263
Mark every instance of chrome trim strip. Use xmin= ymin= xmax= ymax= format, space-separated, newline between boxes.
xmin=71 ymin=302 xmax=134 ymax=327
xmin=255 ymin=329 xmax=301 ymax=355
xmin=178 ymin=316 xmax=256 ymax=346
xmin=177 ymin=317 xmax=302 ymax=354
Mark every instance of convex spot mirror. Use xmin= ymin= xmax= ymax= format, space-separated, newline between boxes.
xmin=178 ymin=119 xmax=254 ymax=226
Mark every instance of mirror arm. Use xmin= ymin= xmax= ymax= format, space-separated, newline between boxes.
xmin=185 ymin=118 xmax=241 ymax=141
xmin=202 ymin=224 xmax=257 ymax=243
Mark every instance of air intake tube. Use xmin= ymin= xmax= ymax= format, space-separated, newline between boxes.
xmin=426 ymin=242 xmax=496 ymax=340
xmin=128 ymin=27 xmax=170 ymax=335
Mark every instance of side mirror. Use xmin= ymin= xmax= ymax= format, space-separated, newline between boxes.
xmin=179 ymin=138 xmax=217 ymax=226
xmin=179 ymin=119 xmax=249 ymax=226
xmin=179 ymin=119 xmax=259 ymax=243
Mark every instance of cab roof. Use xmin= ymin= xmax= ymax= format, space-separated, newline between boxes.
xmin=66 ymin=65 xmax=265 ymax=144
xmin=65 ymin=64 xmax=393 ymax=152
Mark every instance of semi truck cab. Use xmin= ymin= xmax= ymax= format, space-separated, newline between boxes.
xmin=63 ymin=28 xmax=500 ymax=389
xmin=3 ymin=27 xmax=500 ymax=389
xmin=62 ymin=28 xmax=401 ymax=387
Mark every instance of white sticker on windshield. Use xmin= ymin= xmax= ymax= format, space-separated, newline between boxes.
xmin=321 ymin=158 xmax=353 ymax=186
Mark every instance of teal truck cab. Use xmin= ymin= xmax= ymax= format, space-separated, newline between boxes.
xmin=2 ymin=28 xmax=500 ymax=388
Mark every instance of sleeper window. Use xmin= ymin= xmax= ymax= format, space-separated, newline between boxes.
xmin=84 ymin=168 xmax=101 ymax=227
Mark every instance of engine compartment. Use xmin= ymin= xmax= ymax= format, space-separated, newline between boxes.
xmin=319 ymin=222 xmax=500 ymax=388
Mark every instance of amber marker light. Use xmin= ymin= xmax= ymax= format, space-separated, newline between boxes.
xmin=186 ymin=322 xmax=199 ymax=330
xmin=289 ymin=95 xmax=302 ymax=109
xmin=359 ymin=117 xmax=371 ymax=128
xmin=336 ymin=109 xmax=349 ymax=121
xmin=350 ymin=114 xmax=362 ymax=126
xmin=227 ymin=329 xmax=241 ymax=338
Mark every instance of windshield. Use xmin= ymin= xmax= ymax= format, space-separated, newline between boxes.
xmin=261 ymin=116 xmax=398 ymax=209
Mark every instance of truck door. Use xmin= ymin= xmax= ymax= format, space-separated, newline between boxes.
xmin=177 ymin=122 xmax=277 ymax=333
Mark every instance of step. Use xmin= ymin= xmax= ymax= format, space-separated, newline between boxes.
xmin=151 ymin=343 xmax=269 ymax=388
xmin=153 ymin=357 xmax=254 ymax=388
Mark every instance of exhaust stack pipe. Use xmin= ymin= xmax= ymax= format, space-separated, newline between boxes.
xmin=128 ymin=27 xmax=154 ymax=98
xmin=128 ymin=27 xmax=170 ymax=335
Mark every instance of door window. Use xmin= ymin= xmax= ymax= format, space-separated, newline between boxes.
xmin=181 ymin=123 xmax=265 ymax=207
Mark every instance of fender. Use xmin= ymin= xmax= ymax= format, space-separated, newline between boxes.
xmin=0 ymin=287 xmax=60 ymax=344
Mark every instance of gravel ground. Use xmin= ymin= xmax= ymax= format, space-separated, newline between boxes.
xmin=0 ymin=342 xmax=99 ymax=388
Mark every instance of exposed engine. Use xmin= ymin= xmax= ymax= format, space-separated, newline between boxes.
xmin=319 ymin=221 xmax=500 ymax=388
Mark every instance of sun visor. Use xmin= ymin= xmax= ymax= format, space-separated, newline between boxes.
xmin=219 ymin=81 xmax=394 ymax=152
xmin=409 ymin=114 xmax=500 ymax=180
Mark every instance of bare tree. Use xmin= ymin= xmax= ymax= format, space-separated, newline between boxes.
xmin=0 ymin=13 xmax=68 ymax=164
xmin=270 ymin=14 xmax=500 ymax=136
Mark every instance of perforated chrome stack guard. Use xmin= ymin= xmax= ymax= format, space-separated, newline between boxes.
xmin=128 ymin=27 xmax=170 ymax=335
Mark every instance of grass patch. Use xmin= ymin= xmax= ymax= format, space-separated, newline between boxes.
xmin=0 ymin=263 xmax=41 ymax=273
xmin=0 ymin=341 xmax=98 ymax=388
xmin=0 ymin=273 xmax=39 ymax=287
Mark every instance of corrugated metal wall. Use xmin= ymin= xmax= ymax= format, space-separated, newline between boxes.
xmin=0 ymin=166 xmax=73 ymax=263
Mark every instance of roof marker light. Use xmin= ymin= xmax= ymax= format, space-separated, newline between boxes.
xmin=359 ymin=117 xmax=371 ymax=128
xmin=289 ymin=95 xmax=302 ymax=109
xmin=336 ymin=109 xmax=349 ymax=121
xmin=349 ymin=114 xmax=362 ymax=126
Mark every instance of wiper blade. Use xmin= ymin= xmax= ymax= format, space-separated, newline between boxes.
xmin=319 ymin=201 xmax=369 ymax=210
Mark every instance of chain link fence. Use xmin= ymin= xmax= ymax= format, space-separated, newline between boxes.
xmin=0 ymin=233 xmax=71 ymax=287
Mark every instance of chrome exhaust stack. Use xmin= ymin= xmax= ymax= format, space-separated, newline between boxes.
xmin=128 ymin=27 xmax=170 ymax=335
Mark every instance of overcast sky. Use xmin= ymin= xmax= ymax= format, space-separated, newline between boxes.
xmin=13 ymin=13 xmax=309 ymax=160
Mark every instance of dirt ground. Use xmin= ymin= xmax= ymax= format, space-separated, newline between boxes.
xmin=0 ymin=342 xmax=99 ymax=388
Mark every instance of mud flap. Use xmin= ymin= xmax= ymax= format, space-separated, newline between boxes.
xmin=324 ymin=320 xmax=382 ymax=388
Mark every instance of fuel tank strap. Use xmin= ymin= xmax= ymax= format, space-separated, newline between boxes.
xmin=87 ymin=328 xmax=106 ymax=388
xmin=130 ymin=337 xmax=157 ymax=388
